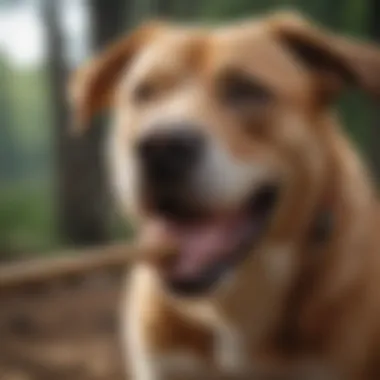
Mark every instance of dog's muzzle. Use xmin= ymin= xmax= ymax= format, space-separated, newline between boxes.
xmin=137 ymin=124 xmax=205 ymax=186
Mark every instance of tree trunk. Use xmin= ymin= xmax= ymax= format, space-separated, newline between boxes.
xmin=90 ymin=0 xmax=128 ymax=50
xmin=42 ymin=0 xmax=124 ymax=247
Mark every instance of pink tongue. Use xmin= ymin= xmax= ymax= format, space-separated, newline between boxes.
xmin=168 ymin=216 xmax=255 ymax=279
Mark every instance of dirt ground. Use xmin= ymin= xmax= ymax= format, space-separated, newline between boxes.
xmin=0 ymin=270 xmax=128 ymax=380
xmin=0 ymin=264 xmax=290 ymax=380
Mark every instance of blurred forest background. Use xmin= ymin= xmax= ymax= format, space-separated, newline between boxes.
xmin=0 ymin=0 xmax=379 ymax=261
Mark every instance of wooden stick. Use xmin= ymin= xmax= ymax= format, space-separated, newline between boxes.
xmin=0 ymin=242 xmax=173 ymax=289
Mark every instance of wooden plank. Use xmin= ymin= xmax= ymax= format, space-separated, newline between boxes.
xmin=0 ymin=242 xmax=171 ymax=289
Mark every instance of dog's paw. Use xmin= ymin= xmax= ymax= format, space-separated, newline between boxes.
xmin=214 ymin=328 xmax=250 ymax=375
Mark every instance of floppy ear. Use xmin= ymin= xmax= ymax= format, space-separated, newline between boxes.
xmin=68 ymin=22 xmax=164 ymax=133
xmin=270 ymin=12 xmax=380 ymax=104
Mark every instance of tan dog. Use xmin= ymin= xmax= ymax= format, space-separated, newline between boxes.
xmin=70 ymin=11 xmax=380 ymax=379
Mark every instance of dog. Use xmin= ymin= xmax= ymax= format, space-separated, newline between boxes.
xmin=70 ymin=11 xmax=380 ymax=379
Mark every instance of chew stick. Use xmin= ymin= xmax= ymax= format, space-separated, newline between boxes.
xmin=0 ymin=239 xmax=176 ymax=290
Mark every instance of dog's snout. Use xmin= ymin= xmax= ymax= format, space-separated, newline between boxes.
xmin=137 ymin=126 xmax=205 ymax=184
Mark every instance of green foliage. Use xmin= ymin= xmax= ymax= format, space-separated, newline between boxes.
xmin=0 ymin=180 xmax=58 ymax=256
xmin=7 ymin=66 xmax=53 ymax=179
xmin=201 ymin=0 xmax=282 ymax=20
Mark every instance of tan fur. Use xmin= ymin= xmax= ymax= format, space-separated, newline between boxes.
xmin=71 ymin=11 xmax=380 ymax=379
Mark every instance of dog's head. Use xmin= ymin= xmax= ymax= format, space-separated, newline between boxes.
xmin=70 ymin=12 xmax=380 ymax=301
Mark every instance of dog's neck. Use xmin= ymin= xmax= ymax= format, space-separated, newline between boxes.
xmin=271 ymin=124 xmax=377 ymax=359
xmin=219 ymin=120 xmax=377 ymax=362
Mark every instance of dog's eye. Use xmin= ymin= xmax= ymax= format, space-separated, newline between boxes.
xmin=220 ymin=72 xmax=271 ymax=106
xmin=133 ymin=82 xmax=157 ymax=103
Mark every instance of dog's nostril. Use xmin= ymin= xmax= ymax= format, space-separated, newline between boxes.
xmin=137 ymin=128 xmax=204 ymax=183
xmin=138 ymin=130 xmax=203 ymax=160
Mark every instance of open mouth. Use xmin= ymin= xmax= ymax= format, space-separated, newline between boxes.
xmin=155 ymin=184 xmax=280 ymax=297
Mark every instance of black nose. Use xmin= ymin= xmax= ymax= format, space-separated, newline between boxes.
xmin=137 ymin=127 xmax=205 ymax=184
